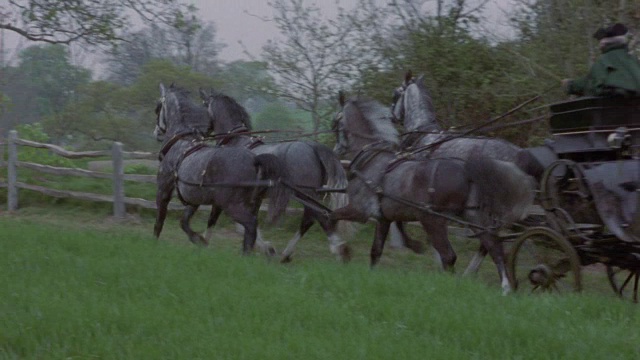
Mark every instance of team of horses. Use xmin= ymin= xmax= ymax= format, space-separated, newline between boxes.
xmin=153 ymin=71 xmax=537 ymax=294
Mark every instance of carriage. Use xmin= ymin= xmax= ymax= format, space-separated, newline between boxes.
xmin=507 ymin=96 xmax=640 ymax=300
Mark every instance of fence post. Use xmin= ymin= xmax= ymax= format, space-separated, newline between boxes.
xmin=112 ymin=142 xmax=125 ymax=219
xmin=7 ymin=130 xmax=18 ymax=211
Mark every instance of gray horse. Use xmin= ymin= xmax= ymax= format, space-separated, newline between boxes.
xmin=153 ymin=83 xmax=291 ymax=253
xmin=332 ymin=95 xmax=535 ymax=294
xmin=200 ymin=88 xmax=353 ymax=262
xmin=391 ymin=71 xmax=538 ymax=272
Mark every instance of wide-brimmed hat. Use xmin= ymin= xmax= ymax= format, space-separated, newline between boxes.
xmin=593 ymin=23 xmax=628 ymax=40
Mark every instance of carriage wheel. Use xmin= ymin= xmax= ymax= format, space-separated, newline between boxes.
xmin=606 ymin=265 xmax=640 ymax=302
xmin=508 ymin=227 xmax=582 ymax=293
xmin=539 ymin=159 xmax=590 ymax=211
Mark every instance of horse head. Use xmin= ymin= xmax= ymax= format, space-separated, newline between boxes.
xmin=391 ymin=71 xmax=439 ymax=132
xmin=153 ymin=83 xmax=211 ymax=142
xmin=200 ymin=88 xmax=252 ymax=134
xmin=333 ymin=92 xmax=399 ymax=158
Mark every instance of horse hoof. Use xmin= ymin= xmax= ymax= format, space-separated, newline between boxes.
xmin=339 ymin=244 xmax=353 ymax=263
xmin=280 ymin=255 xmax=293 ymax=264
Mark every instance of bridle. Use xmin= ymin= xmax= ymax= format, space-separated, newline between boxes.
xmin=390 ymin=77 xmax=414 ymax=125
xmin=155 ymin=97 xmax=167 ymax=136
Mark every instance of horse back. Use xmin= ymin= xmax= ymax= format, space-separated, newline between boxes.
xmin=380 ymin=158 xmax=470 ymax=220
xmin=252 ymin=141 xmax=326 ymax=187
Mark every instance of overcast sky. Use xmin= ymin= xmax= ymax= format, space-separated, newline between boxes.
xmin=1 ymin=0 xmax=515 ymax=65
xmin=197 ymin=0 xmax=515 ymax=61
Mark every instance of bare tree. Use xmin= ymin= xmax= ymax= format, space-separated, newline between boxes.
xmin=261 ymin=0 xmax=363 ymax=133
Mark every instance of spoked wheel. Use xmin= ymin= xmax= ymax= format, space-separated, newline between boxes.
xmin=508 ymin=227 xmax=582 ymax=293
xmin=606 ymin=265 xmax=640 ymax=302
xmin=540 ymin=160 xmax=590 ymax=211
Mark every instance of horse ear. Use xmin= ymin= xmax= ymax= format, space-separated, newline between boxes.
xmin=199 ymin=88 xmax=207 ymax=101
xmin=338 ymin=90 xmax=346 ymax=107
xmin=405 ymin=70 xmax=413 ymax=83
xmin=159 ymin=83 xmax=166 ymax=97
xmin=415 ymin=74 xmax=425 ymax=84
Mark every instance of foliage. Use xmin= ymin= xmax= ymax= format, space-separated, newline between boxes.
xmin=1 ymin=216 xmax=639 ymax=359
xmin=254 ymin=103 xmax=297 ymax=129
xmin=0 ymin=44 xmax=91 ymax=135
xmin=1 ymin=0 xmax=192 ymax=46
xmin=14 ymin=122 xmax=72 ymax=167
xmin=42 ymin=60 xmax=224 ymax=151
xmin=103 ymin=14 xmax=224 ymax=86
xmin=215 ymin=60 xmax=276 ymax=109
xmin=124 ymin=163 xmax=156 ymax=175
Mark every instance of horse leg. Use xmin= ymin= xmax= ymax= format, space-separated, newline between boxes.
xmin=202 ymin=206 xmax=222 ymax=243
xmin=254 ymin=228 xmax=277 ymax=257
xmin=331 ymin=204 xmax=370 ymax=223
xmin=478 ymin=232 xmax=511 ymax=295
xmin=180 ymin=205 xmax=207 ymax=246
xmin=281 ymin=207 xmax=351 ymax=263
xmin=420 ymin=217 xmax=457 ymax=272
xmin=233 ymin=223 xmax=276 ymax=256
xmin=153 ymin=185 xmax=173 ymax=238
xmin=371 ymin=219 xmax=391 ymax=267
xmin=280 ymin=207 xmax=314 ymax=263
xmin=463 ymin=245 xmax=488 ymax=276
xmin=395 ymin=222 xmax=427 ymax=254
xmin=227 ymin=204 xmax=258 ymax=255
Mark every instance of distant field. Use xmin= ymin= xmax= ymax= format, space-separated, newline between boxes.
xmin=1 ymin=211 xmax=639 ymax=359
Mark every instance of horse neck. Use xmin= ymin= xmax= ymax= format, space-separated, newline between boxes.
xmin=211 ymin=112 xmax=239 ymax=133
xmin=403 ymin=87 xmax=440 ymax=133
xmin=350 ymin=142 xmax=398 ymax=173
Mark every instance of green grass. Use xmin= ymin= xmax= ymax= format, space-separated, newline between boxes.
xmin=1 ymin=213 xmax=639 ymax=359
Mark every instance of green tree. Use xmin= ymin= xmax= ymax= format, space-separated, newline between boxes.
xmin=1 ymin=0 xmax=191 ymax=46
xmin=1 ymin=44 xmax=91 ymax=134
xmin=104 ymin=11 xmax=224 ymax=85
xmin=45 ymin=60 xmax=223 ymax=150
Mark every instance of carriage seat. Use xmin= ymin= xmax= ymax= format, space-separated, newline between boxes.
xmin=549 ymin=96 xmax=640 ymax=133
xmin=544 ymin=97 xmax=640 ymax=162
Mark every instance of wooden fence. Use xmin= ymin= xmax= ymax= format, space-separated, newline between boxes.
xmin=0 ymin=129 xmax=180 ymax=218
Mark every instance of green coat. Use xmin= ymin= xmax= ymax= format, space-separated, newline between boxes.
xmin=567 ymin=43 xmax=640 ymax=97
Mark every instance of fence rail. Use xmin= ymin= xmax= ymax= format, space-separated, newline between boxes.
xmin=1 ymin=130 xmax=165 ymax=218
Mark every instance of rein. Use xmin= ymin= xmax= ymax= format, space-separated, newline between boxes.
xmin=158 ymin=129 xmax=205 ymax=161
xmin=405 ymin=91 xmax=546 ymax=156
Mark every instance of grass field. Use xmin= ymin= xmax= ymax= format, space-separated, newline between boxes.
xmin=1 ymin=206 xmax=639 ymax=359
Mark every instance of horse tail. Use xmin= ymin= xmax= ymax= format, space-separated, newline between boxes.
xmin=465 ymin=155 xmax=535 ymax=225
xmin=254 ymin=153 xmax=292 ymax=223
xmin=309 ymin=143 xmax=349 ymax=210
xmin=309 ymin=142 xmax=356 ymax=237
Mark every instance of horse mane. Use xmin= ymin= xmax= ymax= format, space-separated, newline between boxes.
xmin=348 ymin=97 xmax=399 ymax=144
xmin=209 ymin=90 xmax=253 ymax=130
xmin=166 ymin=84 xmax=211 ymax=133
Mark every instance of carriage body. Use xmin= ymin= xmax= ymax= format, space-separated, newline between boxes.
xmin=545 ymin=96 xmax=640 ymax=243
xmin=509 ymin=96 xmax=640 ymax=299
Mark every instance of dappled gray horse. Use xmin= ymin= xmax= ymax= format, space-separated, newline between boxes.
xmin=332 ymin=95 xmax=535 ymax=294
xmin=200 ymin=89 xmax=351 ymax=262
xmin=391 ymin=71 xmax=535 ymax=272
xmin=153 ymin=83 xmax=291 ymax=253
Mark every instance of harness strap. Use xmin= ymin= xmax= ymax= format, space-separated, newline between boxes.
xmin=159 ymin=129 xmax=204 ymax=161
xmin=349 ymin=168 xmax=493 ymax=231
xmin=174 ymin=142 xmax=209 ymax=205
